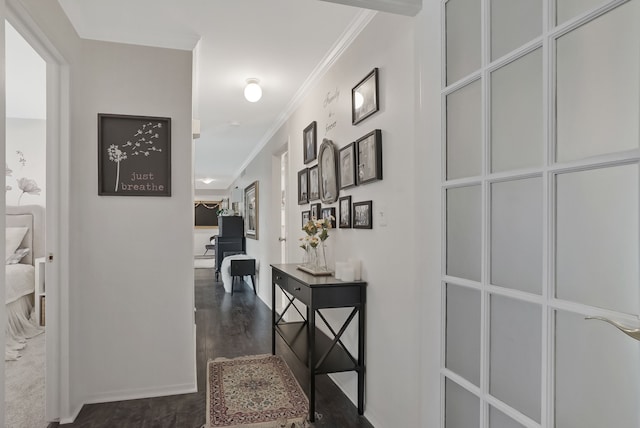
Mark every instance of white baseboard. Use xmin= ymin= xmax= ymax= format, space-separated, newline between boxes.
xmin=327 ymin=373 xmax=381 ymax=427
xmin=59 ymin=382 xmax=197 ymax=424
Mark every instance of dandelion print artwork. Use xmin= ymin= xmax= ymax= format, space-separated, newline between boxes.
xmin=98 ymin=114 xmax=171 ymax=196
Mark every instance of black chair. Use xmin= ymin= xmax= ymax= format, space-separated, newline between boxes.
xmin=230 ymin=259 xmax=256 ymax=295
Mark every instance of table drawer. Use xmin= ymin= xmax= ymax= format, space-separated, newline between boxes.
xmin=273 ymin=271 xmax=288 ymax=288
xmin=284 ymin=278 xmax=310 ymax=306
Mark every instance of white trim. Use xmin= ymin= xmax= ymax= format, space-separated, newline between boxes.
xmin=230 ymin=9 xmax=377 ymax=183
xmin=320 ymin=0 xmax=421 ymax=17
xmin=6 ymin=0 xmax=71 ymax=422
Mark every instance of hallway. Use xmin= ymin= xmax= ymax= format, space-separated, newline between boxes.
xmin=51 ymin=268 xmax=372 ymax=427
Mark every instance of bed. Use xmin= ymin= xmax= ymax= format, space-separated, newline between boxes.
xmin=5 ymin=204 xmax=44 ymax=361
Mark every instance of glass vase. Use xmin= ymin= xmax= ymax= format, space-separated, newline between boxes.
xmin=311 ymin=246 xmax=318 ymax=270
xmin=302 ymin=247 xmax=310 ymax=266
xmin=317 ymin=241 xmax=328 ymax=272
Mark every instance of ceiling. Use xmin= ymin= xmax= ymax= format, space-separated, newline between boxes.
xmin=56 ymin=0 xmax=368 ymax=191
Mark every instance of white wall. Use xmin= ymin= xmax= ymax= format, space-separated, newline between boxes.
xmin=68 ymin=39 xmax=195 ymax=412
xmin=231 ymin=12 xmax=421 ymax=427
xmin=4 ymin=1 xmax=197 ymax=421
xmin=5 ymin=118 xmax=46 ymax=206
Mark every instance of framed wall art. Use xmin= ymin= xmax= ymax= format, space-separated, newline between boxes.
xmin=310 ymin=203 xmax=321 ymax=221
xmin=308 ymin=164 xmax=320 ymax=201
xmin=98 ymin=113 xmax=171 ymax=196
xmin=356 ymin=129 xmax=383 ymax=185
xmin=353 ymin=200 xmax=373 ymax=229
xmin=303 ymin=121 xmax=317 ymax=164
xmin=194 ymin=200 xmax=220 ymax=228
xmin=339 ymin=196 xmax=352 ymax=228
xmin=339 ymin=142 xmax=357 ymax=190
xmin=244 ymin=181 xmax=259 ymax=240
xmin=318 ymin=138 xmax=339 ymax=204
xmin=301 ymin=210 xmax=311 ymax=227
xmin=351 ymin=68 xmax=379 ymax=125
xmin=321 ymin=207 xmax=336 ymax=228
xmin=298 ymin=168 xmax=309 ymax=205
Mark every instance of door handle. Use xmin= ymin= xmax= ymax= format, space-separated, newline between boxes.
xmin=585 ymin=316 xmax=640 ymax=341
xmin=278 ymin=237 xmax=286 ymax=242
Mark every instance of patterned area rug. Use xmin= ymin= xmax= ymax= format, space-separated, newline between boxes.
xmin=206 ymin=354 xmax=309 ymax=428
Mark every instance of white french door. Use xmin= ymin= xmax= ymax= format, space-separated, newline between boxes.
xmin=442 ymin=0 xmax=640 ymax=427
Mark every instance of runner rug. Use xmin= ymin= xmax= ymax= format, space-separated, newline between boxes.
xmin=206 ymin=354 xmax=309 ymax=428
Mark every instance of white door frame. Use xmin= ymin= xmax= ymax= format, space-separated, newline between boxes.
xmin=6 ymin=0 xmax=71 ymax=421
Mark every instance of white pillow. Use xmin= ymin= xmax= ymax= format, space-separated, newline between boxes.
xmin=6 ymin=247 xmax=30 ymax=265
xmin=6 ymin=227 xmax=28 ymax=262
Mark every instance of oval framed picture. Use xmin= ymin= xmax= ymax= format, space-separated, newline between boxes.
xmin=318 ymin=138 xmax=339 ymax=204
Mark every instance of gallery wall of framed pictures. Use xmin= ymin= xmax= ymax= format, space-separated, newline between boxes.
xmin=297 ymin=67 xmax=383 ymax=232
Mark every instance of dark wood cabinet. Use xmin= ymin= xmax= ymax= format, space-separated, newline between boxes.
xmin=271 ymin=264 xmax=366 ymax=422
xmin=218 ymin=215 xmax=244 ymax=237
xmin=214 ymin=216 xmax=245 ymax=278
xmin=214 ymin=236 xmax=245 ymax=278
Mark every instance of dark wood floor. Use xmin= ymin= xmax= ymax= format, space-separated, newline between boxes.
xmin=51 ymin=268 xmax=373 ymax=428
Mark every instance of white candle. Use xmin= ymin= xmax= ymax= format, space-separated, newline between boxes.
xmin=334 ymin=262 xmax=343 ymax=280
xmin=342 ymin=266 xmax=355 ymax=282
xmin=348 ymin=258 xmax=361 ymax=281
xmin=334 ymin=262 xmax=346 ymax=280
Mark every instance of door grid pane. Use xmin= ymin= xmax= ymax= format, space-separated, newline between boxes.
xmin=555 ymin=164 xmax=639 ymax=315
xmin=555 ymin=310 xmax=640 ymax=428
xmin=445 ymin=378 xmax=480 ymax=428
xmin=446 ymin=284 xmax=481 ymax=385
xmin=490 ymin=49 xmax=543 ymax=173
xmin=446 ymin=185 xmax=481 ymax=281
xmin=489 ymin=295 xmax=542 ymax=422
xmin=556 ymin=1 xmax=640 ymax=162
xmin=447 ymin=80 xmax=482 ymax=179
xmin=490 ymin=177 xmax=543 ymax=294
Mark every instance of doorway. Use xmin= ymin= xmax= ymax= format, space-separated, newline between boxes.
xmin=442 ymin=0 xmax=639 ymax=426
xmin=4 ymin=19 xmax=47 ymax=427
xmin=280 ymin=151 xmax=288 ymax=264
xmin=4 ymin=0 xmax=69 ymax=423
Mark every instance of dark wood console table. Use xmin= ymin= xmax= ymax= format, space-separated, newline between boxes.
xmin=270 ymin=264 xmax=366 ymax=422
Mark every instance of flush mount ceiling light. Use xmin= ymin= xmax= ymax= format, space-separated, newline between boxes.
xmin=199 ymin=177 xmax=215 ymax=184
xmin=244 ymin=78 xmax=262 ymax=102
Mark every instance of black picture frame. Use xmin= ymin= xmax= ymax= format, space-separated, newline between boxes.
xmin=338 ymin=196 xmax=352 ymax=228
xmin=98 ymin=114 xmax=171 ymax=196
xmin=298 ymin=168 xmax=309 ymax=205
xmin=303 ymin=121 xmax=317 ymax=164
xmin=339 ymin=142 xmax=357 ymax=190
xmin=310 ymin=203 xmax=321 ymax=221
xmin=352 ymin=68 xmax=379 ymax=125
xmin=321 ymin=207 xmax=336 ymax=228
xmin=353 ymin=200 xmax=373 ymax=229
xmin=301 ymin=210 xmax=311 ymax=228
xmin=308 ymin=164 xmax=320 ymax=201
xmin=356 ymin=129 xmax=383 ymax=185
xmin=318 ymin=138 xmax=339 ymax=204
xmin=244 ymin=181 xmax=259 ymax=240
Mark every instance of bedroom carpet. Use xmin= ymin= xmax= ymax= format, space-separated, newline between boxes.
xmin=5 ymin=330 xmax=46 ymax=428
